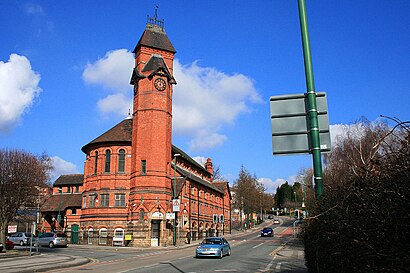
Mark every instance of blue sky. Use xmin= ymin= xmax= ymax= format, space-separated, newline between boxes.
xmin=1 ymin=1 xmax=409 ymax=193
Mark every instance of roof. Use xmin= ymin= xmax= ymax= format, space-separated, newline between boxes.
xmin=53 ymin=174 xmax=83 ymax=186
xmin=40 ymin=194 xmax=82 ymax=212
xmin=81 ymin=117 xmax=132 ymax=153
xmin=133 ymin=23 xmax=176 ymax=54
xmin=213 ymin=182 xmax=232 ymax=199
xmin=175 ymin=165 xmax=223 ymax=194
xmin=172 ymin=145 xmax=210 ymax=175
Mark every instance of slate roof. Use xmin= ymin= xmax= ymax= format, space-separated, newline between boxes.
xmin=213 ymin=182 xmax=232 ymax=199
xmin=81 ymin=117 xmax=132 ymax=153
xmin=40 ymin=194 xmax=82 ymax=212
xmin=54 ymin=174 xmax=83 ymax=186
xmin=133 ymin=23 xmax=176 ymax=54
xmin=174 ymin=165 xmax=223 ymax=194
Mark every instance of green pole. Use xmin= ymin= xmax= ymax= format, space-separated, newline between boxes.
xmin=297 ymin=0 xmax=324 ymax=199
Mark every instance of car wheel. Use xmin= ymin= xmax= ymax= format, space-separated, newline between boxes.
xmin=227 ymin=248 xmax=231 ymax=256
xmin=20 ymin=240 xmax=24 ymax=246
xmin=219 ymin=250 xmax=223 ymax=259
xmin=49 ymin=242 xmax=54 ymax=248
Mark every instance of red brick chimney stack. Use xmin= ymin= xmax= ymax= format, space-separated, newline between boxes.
xmin=205 ymin=158 xmax=213 ymax=176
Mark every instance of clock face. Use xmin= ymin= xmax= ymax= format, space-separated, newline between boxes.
xmin=154 ymin=78 xmax=166 ymax=91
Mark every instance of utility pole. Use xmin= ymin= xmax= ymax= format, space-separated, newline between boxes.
xmin=173 ymin=154 xmax=181 ymax=246
xmin=298 ymin=0 xmax=324 ymax=200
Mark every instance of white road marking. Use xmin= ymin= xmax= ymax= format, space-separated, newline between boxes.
xmin=252 ymin=243 xmax=264 ymax=249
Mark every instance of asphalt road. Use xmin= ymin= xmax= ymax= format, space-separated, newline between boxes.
xmin=46 ymin=224 xmax=293 ymax=273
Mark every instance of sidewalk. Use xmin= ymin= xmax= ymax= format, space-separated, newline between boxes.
xmin=270 ymin=239 xmax=308 ymax=273
xmin=0 ymin=251 xmax=89 ymax=273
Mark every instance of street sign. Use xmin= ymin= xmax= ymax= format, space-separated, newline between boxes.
xmin=172 ymin=199 xmax=180 ymax=212
xmin=166 ymin=213 xmax=175 ymax=220
xmin=8 ymin=225 xmax=17 ymax=233
xmin=270 ymin=92 xmax=331 ymax=155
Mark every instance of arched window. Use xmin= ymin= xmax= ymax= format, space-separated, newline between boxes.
xmin=99 ymin=228 xmax=108 ymax=245
xmin=139 ymin=209 xmax=145 ymax=222
xmin=87 ymin=228 xmax=94 ymax=245
xmin=113 ymin=228 xmax=124 ymax=246
xmin=94 ymin=151 xmax=98 ymax=174
xmin=105 ymin=150 xmax=111 ymax=173
xmin=118 ymin=149 xmax=125 ymax=173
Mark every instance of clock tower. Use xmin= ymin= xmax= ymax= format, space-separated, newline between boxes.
xmin=129 ymin=13 xmax=177 ymax=237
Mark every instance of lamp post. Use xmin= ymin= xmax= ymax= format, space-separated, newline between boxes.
xmin=173 ymin=153 xmax=181 ymax=246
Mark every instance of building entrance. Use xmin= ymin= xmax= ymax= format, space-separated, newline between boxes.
xmin=151 ymin=220 xmax=161 ymax=246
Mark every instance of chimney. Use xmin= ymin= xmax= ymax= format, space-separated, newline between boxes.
xmin=205 ymin=158 xmax=213 ymax=175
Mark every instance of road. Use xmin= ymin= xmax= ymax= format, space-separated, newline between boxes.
xmin=44 ymin=222 xmax=295 ymax=273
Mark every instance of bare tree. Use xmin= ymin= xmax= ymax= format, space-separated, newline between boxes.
xmin=211 ymin=164 xmax=226 ymax=182
xmin=0 ymin=149 xmax=52 ymax=249
xmin=232 ymin=166 xmax=262 ymax=217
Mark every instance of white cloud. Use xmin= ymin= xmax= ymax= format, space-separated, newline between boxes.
xmin=173 ymin=60 xmax=262 ymax=151
xmin=330 ymin=123 xmax=367 ymax=147
xmin=0 ymin=54 xmax=42 ymax=134
xmin=189 ymin=131 xmax=227 ymax=151
xmin=97 ymin=93 xmax=132 ymax=117
xmin=82 ymin=51 xmax=262 ymax=149
xmin=24 ymin=3 xmax=44 ymax=15
xmin=259 ymin=175 xmax=299 ymax=194
xmin=49 ymin=156 xmax=79 ymax=184
xmin=82 ymin=49 xmax=134 ymax=118
xmin=83 ymin=49 xmax=134 ymax=92
xmin=192 ymin=156 xmax=207 ymax=166
xmin=258 ymin=178 xmax=286 ymax=194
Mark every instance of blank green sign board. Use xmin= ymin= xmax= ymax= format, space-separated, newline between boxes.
xmin=270 ymin=92 xmax=331 ymax=155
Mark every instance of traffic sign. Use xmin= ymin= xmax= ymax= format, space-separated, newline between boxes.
xmin=172 ymin=199 xmax=180 ymax=212
xmin=270 ymin=92 xmax=331 ymax=155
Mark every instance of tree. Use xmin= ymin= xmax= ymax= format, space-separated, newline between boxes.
xmin=211 ymin=164 xmax=225 ymax=182
xmin=0 ymin=149 xmax=52 ymax=249
xmin=303 ymin=118 xmax=410 ymax=272
xmin=232 ymin=165 xmax=262 ymax=217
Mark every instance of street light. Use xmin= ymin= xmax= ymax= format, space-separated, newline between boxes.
xmin=173 ymin=153 xmax=181 ymax=246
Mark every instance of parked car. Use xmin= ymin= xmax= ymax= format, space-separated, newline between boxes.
xmin=36 ymin=232 xmax=68 ymax=248
xmin=195 ymin=237 xmax=231 ymax=258
xmin=8 ymin=232 xmax=35 ymax=246
xmin=273 ymin=219 xmax=280 ymax=225
xmin=261 ymin=227 xmax=274 ymax=237
xmin=0 ymin=242 xmax=3 ymax=252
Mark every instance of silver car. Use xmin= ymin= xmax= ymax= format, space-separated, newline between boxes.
xmin=8 ymin=232 xmax=34 ymax=246
xmin=36 ymin=232 xmax=68 ymax=248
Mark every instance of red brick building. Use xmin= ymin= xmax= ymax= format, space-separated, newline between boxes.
xmin=41 ymin=15 xmax=231 ymax=247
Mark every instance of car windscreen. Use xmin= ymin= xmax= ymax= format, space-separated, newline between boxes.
xmin=203 ymin=239 xmax=222 ymax=245
xmin=56 ymin=233 xmax=67 ymax=238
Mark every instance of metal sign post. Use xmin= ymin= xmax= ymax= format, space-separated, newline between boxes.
xmin=298 ymin=0 xmax=324 ymax=199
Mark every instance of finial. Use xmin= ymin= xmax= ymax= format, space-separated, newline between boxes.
xmin=147 ymin=5 xmax=164 ymax=31
xmin=126 ymin=109 xmax=132 ymax=119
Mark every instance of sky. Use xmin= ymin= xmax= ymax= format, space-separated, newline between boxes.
xmin=1 ymin=1 xmax=409 ymax=193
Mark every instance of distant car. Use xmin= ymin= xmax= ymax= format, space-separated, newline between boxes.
xmin=267 ymin=215 xmax=274 ymax=219
xmin=273 ymin=219 xmax=280 ymax=225
xmin=195 ymin=237 xmax=231 ymax=258
xmin=261 ymin=227 xmax=274 ymax=237
xmin=8 ymin=232 xmax=35 ymax=246
xmin=36 ymin=232 xmax=68 ymax=248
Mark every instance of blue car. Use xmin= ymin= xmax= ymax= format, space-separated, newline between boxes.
xmin=195 ymin=237 xmax=231 ymax=258
xmin=261 ymin=227 xmax=274 ymax=237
